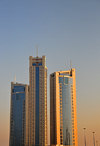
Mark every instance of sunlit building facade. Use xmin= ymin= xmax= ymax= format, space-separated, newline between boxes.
xmin=50 ymin=68 xmax=78 ymax=146
xmin=29 ymin=56 xmax=48 ymax=146
xmin=9 ymin=82 xmax=29 ymax=146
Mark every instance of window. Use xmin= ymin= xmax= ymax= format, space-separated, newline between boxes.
xmin=64 ymin=77 xmax=68 ymax=85
xmin=16 ymin=94 xmax=20 ymax=100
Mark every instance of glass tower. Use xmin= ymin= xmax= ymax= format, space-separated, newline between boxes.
xmin=9 ymin=82 xmax=29 ymax=146
xmin=50 ymin=68 xmax=78 ymax=146
xmin=29 ymin=56 xmax=47 ymax=146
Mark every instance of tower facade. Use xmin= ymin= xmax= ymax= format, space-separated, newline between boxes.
xmin=50 ymin=68 xmax=78 ymax=146
xmin=9 ymin=82 xmax=29 ymax=146
xmin=29 ymin=56 xmax=47 ymax=146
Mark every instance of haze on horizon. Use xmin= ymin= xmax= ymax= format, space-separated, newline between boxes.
xmin=0 ymin=0 xmax=100 ymax=146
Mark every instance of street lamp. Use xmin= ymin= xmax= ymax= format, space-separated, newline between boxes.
xmin=93 ymin=132 xmax=95 ymax=146
xmin=83 ymin=128 xmax=86 ymax=146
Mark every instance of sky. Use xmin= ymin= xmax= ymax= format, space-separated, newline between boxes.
xmin=0 ymin=0 xmax=100 ymax=146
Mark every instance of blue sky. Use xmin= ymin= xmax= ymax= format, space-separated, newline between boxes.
xmin=0 ymin=0 xmax=100 ymax=145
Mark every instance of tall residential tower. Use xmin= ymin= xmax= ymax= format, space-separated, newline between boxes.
xmin=29 ymin=56 xmax=48 ymax=146
xmin=50 ymin=68 xmax=78 ymax=146
xmin=9 ymin=82 xmax=29 ymax=146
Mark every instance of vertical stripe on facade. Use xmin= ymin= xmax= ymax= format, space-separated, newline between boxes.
xmin=35 ymin=67 xmax=39 ymax=145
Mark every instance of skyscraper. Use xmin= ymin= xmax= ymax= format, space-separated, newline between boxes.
xmin=50 ymin=68 xmax=78 ymax=146
xmin=29 ymin=56 xmax=48 ymax=146
xmin=9 ymin=82 xmax=29 ymax=146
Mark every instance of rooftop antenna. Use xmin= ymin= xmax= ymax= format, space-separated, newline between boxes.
xmin=14 ymin=75 xmax=16 ymax=83
xmin=36 ymin=45 xmax=38 ymax=57
xmin=65 ymin=60 xmax=67 ymax=70
xmin=70 ymin=60 xmax=72 ymax=70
